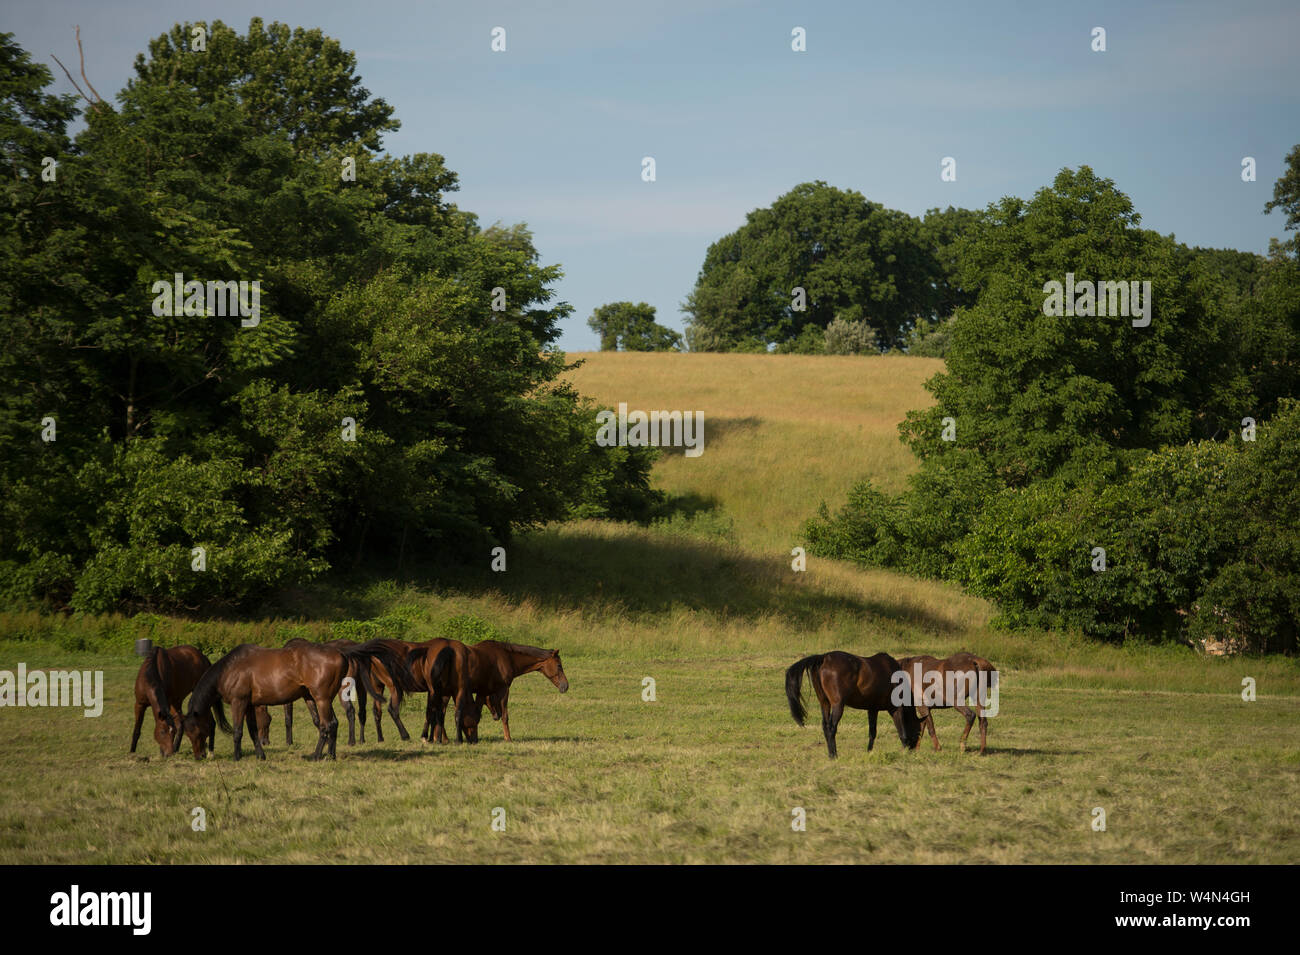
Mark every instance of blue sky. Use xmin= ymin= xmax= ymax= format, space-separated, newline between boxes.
xmin=10 ymin=1 xmax=1300 ymax=350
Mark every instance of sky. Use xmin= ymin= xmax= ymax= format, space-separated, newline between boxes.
xmin=8 ymin=0 xmax=1300 ymax=350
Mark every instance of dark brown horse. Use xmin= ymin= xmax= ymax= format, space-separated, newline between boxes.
xmin=445 ymin=640 xmax=569 ymax=743
xmin=896 ymin=653 xmax=998 ymax=754
xmin=412 ymin=639 xmax=475 ymax=743
xmin=181 ymin=640 xmax=399 ymax=761
xmin=131 ymin=645 xmax=212 ymax=756
xmin=785 ymin=651 xmax=921 ymax=758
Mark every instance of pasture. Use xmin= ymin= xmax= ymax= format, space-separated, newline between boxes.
xmin=1 ymin=352 xmax=1297 ymax=864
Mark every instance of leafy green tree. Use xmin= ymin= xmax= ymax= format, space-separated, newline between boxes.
xmin=588 ymin=301 xmax=683 ymax=351
xmin=0 ymin=24 xmax=658 ymax=612
xmin=901 ymin=166 xmax=1257 ymax=488
xmin=683 ymin=182 xmax=942 ymax=351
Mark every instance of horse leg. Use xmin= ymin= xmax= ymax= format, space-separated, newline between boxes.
xmin=231 ymin=699 xmax=247 ymax=762
xmin=341 ymin=689 xmax=356 ymax=746
xmin=284 ymin=701 xmax=293 ymax=746
xmin=432 ymin=695 xmax=448 ymax=744
xmin=924 ymin=709 xmax=940 ymax=751
xmin=388 ymin=692 xmax=411 ymax=742
xmin=306 ymin=697 xmax=321 ymax=730
xmin=421 ymin=693 xmax=434 ymax=742
xmin=372 ymin=691 xmax=385 ymax=743
xmin=356 ymin=676 xmax=367 ymax=743
xmin=955 ymin=705 xmax=976 ymax=752
xmin=977 ymin=708 xmax=988 ymax=755
xmin=867 ymin=709 xmax=878 ymax=752
xmin=825 ymin=702 xmax=844 ymax=759
xmin=130 ymin=701 xmax=146 ymax=753
xmin=317 ymin=696 xmax=338 ymax=760
xmin=499 ymin=691 xmax=511 ymax=742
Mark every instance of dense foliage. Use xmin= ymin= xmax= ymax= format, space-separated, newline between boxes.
xmin=682 ymin=183 xmax=977 ymax=352
xmin=807 ymin=163 xmax=1300 ymax=652
xmin=0 ymin=23 xmax=658 ymax=613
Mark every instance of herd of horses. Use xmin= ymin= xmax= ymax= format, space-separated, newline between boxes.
xmin=785 ymin=650 xmax=998 ymax=758
xmin=130 ymin=637 xmax=995 ymax=763
xmin=130 ymin=636 xmax=569 ymax=761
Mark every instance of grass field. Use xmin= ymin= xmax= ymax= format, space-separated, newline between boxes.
xmin=2 ymin=352 xmax=1298 ymax=864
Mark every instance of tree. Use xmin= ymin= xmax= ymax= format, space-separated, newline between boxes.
xmin=1265 ymin=143 xmax=1300 ymax=257
xmin=682 ymin=182 xmax=944 ymax=351
xmin=0 ymin=25 xmax=658 ymax=612
xmin=588 ymin=301 xmax=683 ymax=351
xmin=900 ymin=166 xmax=1256 ymax=489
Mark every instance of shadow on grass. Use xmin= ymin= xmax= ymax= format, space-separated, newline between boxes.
xmin=423 ymin=524 xmax=962 ymax=633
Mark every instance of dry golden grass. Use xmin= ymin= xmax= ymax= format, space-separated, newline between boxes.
xmin=564 ymin=352 xmax=940 ymax=551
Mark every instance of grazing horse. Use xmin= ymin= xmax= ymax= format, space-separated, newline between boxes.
xmin=130 ymin=645 xmax=212 ymax=757
xmin=280 ymin=638 xmax=369 ymax=746
xmin=785 ymin=651 xmax=921 ymax=758
xmin=896 ymin=653 xmax=998 ymax=754
xmin=448 ymin=640 xmax=570 ymax=743
xmin=181 ymin=640 xmax=400 ymax=761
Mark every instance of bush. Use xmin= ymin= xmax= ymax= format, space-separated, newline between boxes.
xmin=823 ymin=317 xmax=877 ymax=355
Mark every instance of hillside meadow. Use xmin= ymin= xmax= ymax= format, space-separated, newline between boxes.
xmin=1 ymin=352 xmax=1297 ymax=864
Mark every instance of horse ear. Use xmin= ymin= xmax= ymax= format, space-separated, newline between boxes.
xmin=550 ymin=649 xmax=559 ymax=657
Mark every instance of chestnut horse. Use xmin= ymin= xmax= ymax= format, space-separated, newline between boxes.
xmin=181 ymin=640 xmax=400 ymax=761
xmin=130 ymin=645 xmax=212 ymax=757
xmin=354 ymin=639 xmax=427 ymax=743
xmin=280 ymin=638 xmax=369 ymax=746
xmin=896 ymin=652 xmax=998 ymax=754
xmin=785 ymin=651 xmax=921 ymax=758
xmin=443 ymin=640 xmax=570 ymax=743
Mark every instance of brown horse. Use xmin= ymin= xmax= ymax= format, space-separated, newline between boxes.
xmin=280 ymin=638 xmax=369 ymax=746
xmin=130 ymin=645 xmax=212 ymax=756
xmin=412 ymin=639 xmax=476 ymax=743
xmin=445 ymin=640 xmax=570 ymax=743
xmin=896 ymin=653 xmax=998 ymax=754
xmin=785 ymin=651 xmax=921 ymax=758
xmin=181 ymin=640 xmax=399 ymax=761
xmin=357 ymin=639 xmax=427 ymax=743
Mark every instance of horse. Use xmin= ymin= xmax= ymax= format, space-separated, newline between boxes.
xmin=410 ymin=639 xmax=475 ymax=743
xmin=181 ymin=640 xmax=400 ymax=761
xmin=280 ymin=638 xmax=369 ymax=746
xmin=130 ymin=645 xmax=212 ymax=757
xmin=354 ymin=639 xmax=427 ymax=743
xmin=444 ymin=640 xmax=569 ymax=743
xmin=896 ymin=652 xmax=998 ymax=754
xmin=785 ymin=651 xmax=921 ymax=758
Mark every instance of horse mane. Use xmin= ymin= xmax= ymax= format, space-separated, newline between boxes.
xmin=490 ymin=641 xmax=549 ymax=659
xmin=187 ymin=644 xmax=253 ymax=718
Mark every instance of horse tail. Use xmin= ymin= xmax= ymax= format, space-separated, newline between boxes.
xmin=342 ymin=642 xmax=407 ymax=701
xmin=431 ymin=646 xmax=455 ymax=695
xmin=142 ymin=647 xmax=172 ymax=721
xmin=785 ymin=654 xmax=825 ymax=726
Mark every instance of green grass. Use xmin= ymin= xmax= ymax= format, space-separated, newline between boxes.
xmin=2 ymin=631 xmax=1297 ymax=864
xmin=2 ymin=352 xmax=1297 ymax=864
